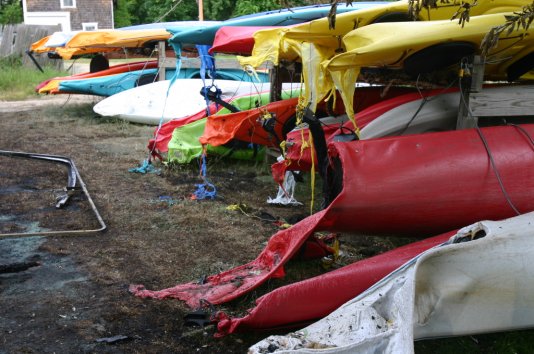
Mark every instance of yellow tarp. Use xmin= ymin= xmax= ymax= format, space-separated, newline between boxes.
xmin=30 ymin=29 xmax=170 ymax=59
xmin=64 ymin=29 xmax=170 ymax=49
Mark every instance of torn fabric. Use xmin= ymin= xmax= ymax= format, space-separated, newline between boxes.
xmin=250 ymin=211 xmax=534 ymax=353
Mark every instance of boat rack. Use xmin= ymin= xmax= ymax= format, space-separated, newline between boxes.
xmin=156 ymin=41 xmax=243 ymax=82
xmin=457 ymin=55 xmax=534 ymax=129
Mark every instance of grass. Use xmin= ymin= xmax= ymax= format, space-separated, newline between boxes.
xmin=0 ymin=56 xmax=68 ymax=100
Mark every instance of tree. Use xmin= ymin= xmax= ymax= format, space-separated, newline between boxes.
xmin=0 ymin=0 xmax=22 ymax=24
xmin=232 ymin=0 xmax=316 ymax=18
xmin=204 ymin=0 xmax=234 ymax=20
xmin=122 ymin=0 xmax=327 ymax=24
xmin=114 ymin=0 xmax=133 ymax=28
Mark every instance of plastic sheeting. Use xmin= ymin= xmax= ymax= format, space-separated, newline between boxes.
xmin=250 ymin=211 xmax=534 ymax=353
xmin=131 ymin=124 xmax=534 ymax=310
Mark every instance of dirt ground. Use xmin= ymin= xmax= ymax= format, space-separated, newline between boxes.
xmin=3 ymin=95 xmax=534 ymax=354
xmin=0 ymin=97 xmax=401 ymax=353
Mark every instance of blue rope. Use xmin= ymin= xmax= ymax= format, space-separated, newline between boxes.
xmin=132 ymin=42 xmax=182 ymax=171
xmin=129 ymin=159 xmax=160 ymax=174
xmin=192 ymin=154 xmax=217 ymax=200
xmin=196 ymin=44 xmax=217 ymax=115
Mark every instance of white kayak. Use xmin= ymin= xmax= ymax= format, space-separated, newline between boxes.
xmin=360 ymin=84 xmax=528 ymax=139
xmin=93 ymin=78 xmax=271 ymax=125
xmin=250 ymin=211 xmax=534 ymax=353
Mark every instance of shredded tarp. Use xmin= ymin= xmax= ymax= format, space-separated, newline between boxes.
xmin=151 ymin=88 xmax=300 ymax=160
xmin=131 ymin=124 xmax=534 ymax=309
xmin=250 ymin=211 xmax=534 ymax=353
xmin=199 ymin=97 xmax=300 ymax=148
xmin=167 ymin=118 xmax=263 ymax=164
xmin=166 ymin=93 xmax=276 ymax=163
xmin=216 ymin=231 xmax=454 ymax=336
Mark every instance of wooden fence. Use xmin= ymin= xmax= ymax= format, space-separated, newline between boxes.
xmin=0 ymin=24 xmax=62 ymax=69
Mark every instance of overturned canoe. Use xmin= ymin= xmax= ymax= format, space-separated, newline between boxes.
xmin=131 ymin=124 xmax=534 ymax=308
xmin=56 ymin=68 xmax=265 ymax=96
xmin=250 ymin=211 xmax=534 ymax=353
xmin=168 ymin=3 xmax=381 ymax=47
xmin=209 ymin=26 xmax=278 ymax=55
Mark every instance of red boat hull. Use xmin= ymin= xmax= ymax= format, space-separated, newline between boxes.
xmin=131 ymin=124 xmax=534 ymax=317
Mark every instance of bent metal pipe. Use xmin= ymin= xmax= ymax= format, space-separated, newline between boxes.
xmin=0 ymin=150 xmax=106 ymax=238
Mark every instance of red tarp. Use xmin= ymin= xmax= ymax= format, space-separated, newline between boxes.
xmin=131 ymin=124 xmax=534 ymax=315
xmin=215 ymin=231 xmax=454 ymax=336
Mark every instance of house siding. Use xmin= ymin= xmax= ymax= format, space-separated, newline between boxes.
xmin=26 ymin=0 xmax=113 ymax=30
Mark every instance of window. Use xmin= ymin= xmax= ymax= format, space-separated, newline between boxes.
xmin=60 ymin=0 xmax=76 ymax=8
xmin=82 ymin=22 xmax=98 ymax=31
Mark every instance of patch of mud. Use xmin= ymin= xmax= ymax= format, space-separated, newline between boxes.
xmin=0 ymin=236 xmax=98 ymax=353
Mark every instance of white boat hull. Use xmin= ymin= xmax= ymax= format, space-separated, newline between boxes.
xmin=93 ymin=78 xmax=271 ymax=125
xmin=250 ymin=211 xmax=534 ymax=353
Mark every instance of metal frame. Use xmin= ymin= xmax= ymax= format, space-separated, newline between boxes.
xmin=0 ymin=150 xmax=106 ymax=238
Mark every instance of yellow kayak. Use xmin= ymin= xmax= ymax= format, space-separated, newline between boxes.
xmin=324 ymin=12 xmax=534 ymax=128
xmin=30 ymin=29 xmax=170 ymax=59
xmin=328 ymin=12 xmax=533 ymax=75
xmin=239 ymin=0 xmax=527 ymax=112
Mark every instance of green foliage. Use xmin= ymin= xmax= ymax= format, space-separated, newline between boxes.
xmin=0 ymin=56 xmax=68 ymax=100
xmin=121 ymin=0 xmax=327 ymax=24
xmin=0 ymin=0 xmax=22 ymax=24
xmin=114 ymin=0 xmax=133 ymax=28
xmin=204 ymin=0 xmax=234 ymax=20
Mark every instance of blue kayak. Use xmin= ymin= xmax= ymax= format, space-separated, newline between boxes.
xmin=168 ymin=2 xmax=387 ymax=46
xmin=58 ymin=68 xmax=269 ymax=96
